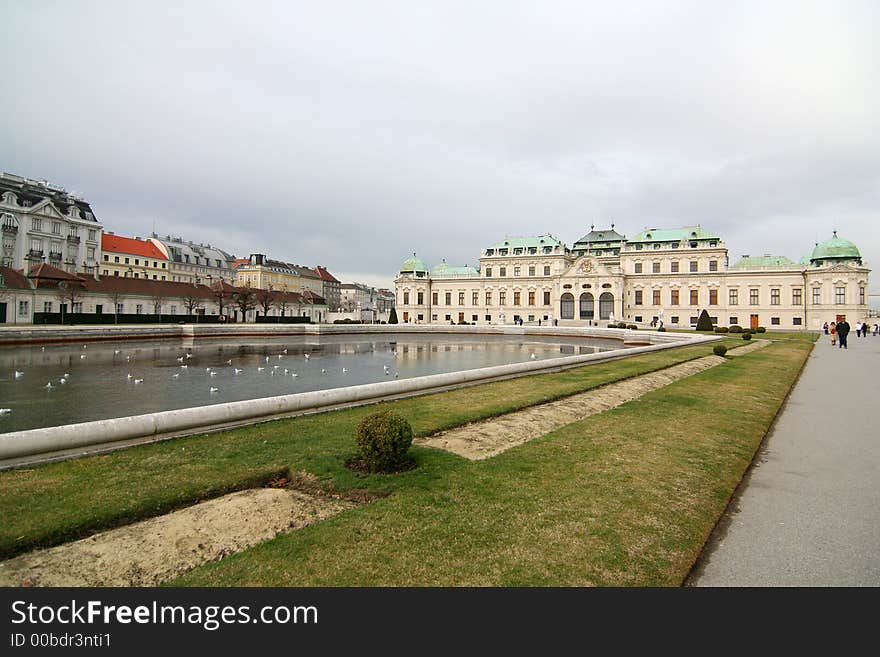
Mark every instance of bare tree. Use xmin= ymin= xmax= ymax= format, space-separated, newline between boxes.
xmin=151 ymin=290 xmax=166 ymax=321
xmin=255 ymin=286 xmax=277 ymax=319
xmin=181 ymin=288 xmax=205 ymax=317
xmin=107 ymin=288 xmax=124 ymax=324
xmin=211 ymin=284 xmax=232 ymax=317
xmin=56 ymin=281 xmax=84 ymax=325
xmin=232 ymin=285 xmax=257 ymax=322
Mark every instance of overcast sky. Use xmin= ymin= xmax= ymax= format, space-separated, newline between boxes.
xmin=3 ymin=1 xmax=878 ymax=295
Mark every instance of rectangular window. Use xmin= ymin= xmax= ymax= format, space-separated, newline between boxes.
xmin=43 ymin=301 xmax=53 ymax=312
xmin=472 ymin=314 xmax=478 ymax=322
xmin=770 ymin=289 xmax=780 ymax=305
xmin=543 ymin=266 xmax=550 ymax=276
xmin=162 ymin=263 xmax=166 ymax=269
xmin=689 ymin=261 xmax=698 ymax=273
xmin=690 ymin=316 xmax=699 ymax=325
xmin=432 ymin=292 xmax=438 ymax=305
xmin=652 ymin=290 xmax=661 ymax=305
xmin=486 ymin=292 xmax=492 ymax=305
xmin=113 ymin=270 xmax=119 ymax=276
xmin=750 ymin=289 xmax=759 ymax=305
xmin=499 ymin=267 xmax=507 ymax=277
xmin=634 ymin=316 xmax=643 ymax=323
xmin=859 ymin=287 xmax=865 ymax=305
xmin=135 ymin=304 xmax=143 ymax=315
xmin=88 ymin=229 xmax=96 ymax=241
xmin=528 ymin=291 xmax=535 ymax=305
xmin=51 ymin=221 xmax=61 ymax=234
xmin=635 ymin=291 xmax=644 ymax=305
xmin=709 ymin=289 xmax=718 ymax=305
xmin=835 ymin=286 xmax=845 ymax=304
xmin=18 ymin=300 xmax=29 ymax=317
xmin=87 ymin=247 xmax=95 ymax=259
xmin=170 ymin=305 xmax=177 ymax=315
xmin=417 ymin=292 xmax=424 ymax=305
xmin=499 ymin=291 xmax=506 ymax=305
xmin=543 ymin=291 xmax=550 ymax=305
xmin=485 ymin=267 xmax=492 ymax=277
xmin=709 ymin=260 xmax=718 ymax=272
xmin=670 ymin=316 xmax=679 ymax=324
xmin=444 ymin=314 xmax=451 ymax=321
xmin=634 ymin=263 xmax=643 ymax=274
xmin=771 ymin=317 xmax=781 ymax=325
xmin=472 ymin=292 xmax=478 ymax=305
xmin=31 ymin=218 xmax=42 ymax=231
xmin=793 ymin=317 xmax=802 ymax=325
xmin=690 ymin=289 xmax=699 ymax=305
xmin=729 ymin=289 xmax=738 ymax=305
xmin=513 ymin=291 xmax=521 ymax=305
xmin=72 ymin=302 xmax=82 ymax=313
xmin=652 ymin=262 xmax=660 ymax=274
xmin=671 ymin=290 xmax=679 ymax=305
xmin=812 ymin=288 xmax=821 ymax=305
xmin=445 ymin=292 xmax=451 ymax=305
xmin=403 ymin=292 xmax=409 ymax=304
xmin=671 ymin=261 xmax=679 ymax=273
xmin=513 ymin=267 xmax=521 ymax=277
xmin=729 ymin=316 xmax=738 ymax=325
xmin=485 ymin=315 xmax=492 ymax=322
xmin=793 ymin=289 xmax=802 ymax=306
xmin=124 ymin=257 xmax=130 ymax=265
xmin=459 ymin=292 xmax=465 ymax=305
xmin=528 ymin=266 xmax=535 ymax=276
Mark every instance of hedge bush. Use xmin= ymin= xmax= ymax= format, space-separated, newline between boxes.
xmin=695 ymin=310 xmax=714 ymax=332
xmin=627 ymin=324 xmax=638 ymax=330
xmin=713 ymin=344 xmax=728 ymax=357
xmin=355 ymin=411 xmax=414 ymax=472
xmin=729 ymin=325 xmax=743 ymax=333
xmin=657 ymin=327 xmax=666 ymax=332
xmin=742 ymin=332 xmax=752 ymax=341
xmin=756 ymin=326 xmax=766 ymax=333
xmin=714 ymin=326 xmax=729 ymax=333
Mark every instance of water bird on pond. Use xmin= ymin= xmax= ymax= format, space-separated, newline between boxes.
xmin=234 ymin=368 xmax=243 ymax=374
xmin=304 ymin=354 xmax=310 ymax=360
xmin=185 ymin=353 xmax=193 ymax=359
xmin=172 ymin=373 xmax=180 ymax=378
xmin=321 ymin=369 xmax=326 ymax=374
xmin=277 ymin=354 xmax=283 ymax=360
xmin=210 ymin=386 xmax=219 ymax=393
xmin=63 ymin=373 xmax=70 ymax=378
xmin=126 ymin=356 xmax=131 ymax=361
xmin=265 ymin=356 xmax=270 ymax=363
xmin=134 ymin=378 xmax=144 ymax=384
xmin=282 ymin=349 xmax=288 ymax=354
xmin=59 ymin=378 xmax=67 ymax=384
xmin=114 ymin=350 xmax=121 ymax=355
xmin=530 ymin=353 xmax=536 ymax=360
xmin=394 ymin=373 xmax=399 ymax=378
xmin=342 ymin=368 xmax=348 ymax=373
xmin=209 ymin=370 xmax=217 ymax=377
xmin=14 ymin=371 xmax=24 ymax=378
xmin=257 ymin=367 xmax=265 ymax=372
xmin=226 ymin=359 xmax=232 ymax=365
xmin=126 ymin=373 xmax=133 ymax=380
xmin=291 ymin=372 xmax=298 ymax=377
xmin=180 ymin=364 xmax=188 ymax=369
xmin=0 ymin=409 xmax=11 ymax=415
xmin=273 ymin=365 xmax=280 ymax=369
xmin=80 ymin=354 xmax=86 ymax=359
xmin=45 ymin=382 xmax=53 ymax=389
xmin=283 ymin=369 xmax=289 ymax=374
xmin=176 ymin=356 xmax=184 ymax=363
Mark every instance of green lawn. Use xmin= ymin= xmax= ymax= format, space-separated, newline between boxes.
xmin=0 ymin=336 xmax=812 ymax=586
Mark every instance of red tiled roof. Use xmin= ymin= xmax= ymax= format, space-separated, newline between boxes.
xmin=231 ymin=258 xmax=249 ymax=269
xmin=0 ymin=267 xmax=32 ymax=290
xmin=27 ymin=263 xmax=87 ymax=282
xmin=314 ymin=266 xmax=340 ymax=283
xmin=102 ymin=234 xmax=168 ymax=260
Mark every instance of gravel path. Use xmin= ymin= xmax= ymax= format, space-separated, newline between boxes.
xmin=416 ymin=341 xmax=768 ymax=460
xmin=0 ymin=488 xmax=352 ymax=586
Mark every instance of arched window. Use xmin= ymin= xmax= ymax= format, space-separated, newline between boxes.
xmin=579 ymin=293 xmax=594 ymax=319
xmin=599 ymin=292 xmax=614 ymax=320
xmin=560 ymin=293 xmax=575 ymax=319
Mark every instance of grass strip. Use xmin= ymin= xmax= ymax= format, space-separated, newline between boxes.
xmin=169 ymin=339 xmax=812 ymax=586
xmin=0 ymin=340 xmax=736 ymax=560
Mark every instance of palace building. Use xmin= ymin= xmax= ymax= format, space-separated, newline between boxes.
xmin=394 ymin=226 xmax=870 ymax=331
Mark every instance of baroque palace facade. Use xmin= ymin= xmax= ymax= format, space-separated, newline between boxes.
xmin=394 ymin=226 xmax=870 ymax=331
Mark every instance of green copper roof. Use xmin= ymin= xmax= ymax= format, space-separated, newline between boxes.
xmin=399 ymin=254 xmax=429 ymax=273
xmin=485 ymin=234 xmax=564 ymax=251
xmin=574 ymin=227 xmax=626 ymax=245
xmin=432 ymin=262 xmax=479 ymax=277
xmin=628 ymin=226 xmax=720 ymax=243
xmin=730 ymin=255 xmax=796 ymax=270
xmin=809 ymin=233 xmax=861 ymax=263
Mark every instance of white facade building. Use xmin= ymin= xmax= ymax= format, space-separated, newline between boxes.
xmin=395 ymin=227 xmax=870 ymax=331
xmin=1 ymin=172 xmax=103 ymax=276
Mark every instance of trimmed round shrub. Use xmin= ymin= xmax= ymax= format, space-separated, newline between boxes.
xmin=729 ymin=325 xmax=743 ymax=333
xmin=627 ymin=324 xmax=638 ymax=330
xmin=657 ymin=327 xmax=666 ymax=332
xmin=713 ymin=344 xmax=728 ymax=357
xmin=742 ymin=332 xmax=752 ymax=341
xmin=355 ymin=411 xmax=414 ymax=472
xmin=714 ymin=326 xmax=729 ymax=333
xmin=756 ymin=326 xmax=766 ymax=333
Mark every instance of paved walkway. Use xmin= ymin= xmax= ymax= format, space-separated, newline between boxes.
xmin=691 ymin=332 xmax=880 ymax=586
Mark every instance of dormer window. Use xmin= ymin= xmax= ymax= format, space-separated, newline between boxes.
xmin=542 ymin=246 xmax=552 ymax=254
xmin=499 ymin=248 xmax=508 ymax=256
xmin=635 ymin=244 xmax=643 ymax=251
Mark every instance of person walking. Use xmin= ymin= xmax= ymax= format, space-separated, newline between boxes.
xmin=837 ymin=319 xmax=851 ymax=349
xmin=829 ymin=322 xmax=836 ymax=346
xmin=874 ymin=323 xmax=878 ymax=336
xmin=823 ymin=321 xmax=829 ymax=335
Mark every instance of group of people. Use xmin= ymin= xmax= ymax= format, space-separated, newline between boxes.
xmin=823 ymin=320 xmax=878 ymax=349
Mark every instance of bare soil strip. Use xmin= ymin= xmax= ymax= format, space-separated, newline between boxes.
xmin=415 ymin=341 xmax=769 ymax=460
xmin=0 ymin=488 xmax=352 ymax=586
